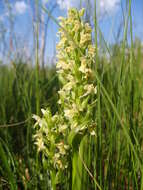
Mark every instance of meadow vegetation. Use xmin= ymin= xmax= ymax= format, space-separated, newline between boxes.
xmin=0 ymin=2 xmax=143 ymax=190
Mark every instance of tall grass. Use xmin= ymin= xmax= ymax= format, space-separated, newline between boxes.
xmin=0 ymin=62 xmax=59 ymax=188
xmin=34 ymin=5 xmax=143 ymax=190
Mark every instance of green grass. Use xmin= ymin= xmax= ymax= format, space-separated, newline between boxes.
xmin=0 ymin=61 xmax=59 ymax=189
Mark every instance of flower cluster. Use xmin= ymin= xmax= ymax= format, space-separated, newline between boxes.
xmin=57 ymin=8 xmax=97 ymax=133
xmin=33 ymin=8 xmax=97 ymax=183
xmin=33 ymin=109 xmax=69 ymax=171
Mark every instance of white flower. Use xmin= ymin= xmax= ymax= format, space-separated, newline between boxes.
xmin=57 ymin=60 xmax=70 ymax=70
xmin=64 ymin=107 xmax=78 ymax=119
xmin=90 ymin=130 xmax=96 ymax=136
xmin=59 ymin=124 xmax=67 ymax=132
xmin=52 ymin=114 xmax=59 ymax=122
xmin=79 ymin=57 xmax=92 ymax=74
xmin=64 ymin=109 xmax=73 ymax=119
xmin=58 ymin=99 xmax=62 ymax=104
xmin=56 ymin=142 xmax=66 ymax=155
xmin=79 ymin=64 xmax=87 ymax=73
xmin=35 ymin=136 xmax=45 ymax=152
xmin=79 ymin=65 xmax=92 ymax=75
xmin=58 ymin=89 xmax=66 ymax=97
xmin=63 ymin=81 xmax=75 ymax=91
xmin=41 ymin=108 xmax=47 ymax=115
xmin=83 ymin=84 xmax=97 ymax=96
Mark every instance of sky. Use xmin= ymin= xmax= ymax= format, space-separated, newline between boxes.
xmin=0 ymin=0 xmax=143 ymax=61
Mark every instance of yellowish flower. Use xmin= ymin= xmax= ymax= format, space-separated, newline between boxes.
xmin=88 ymin=45 xmax=95 ymax=57
xmin=64 ymin=107 xmax=78 ymax=119
xmin=58 ymin=89 xmax=66 ymax=98
xmin=63 ymin=81 xmax=75 ymax=91
xmin=57 ymin=60 xmax=70 ymax=70
xmin=57 ymin=53 xmax=65 ymax=60
xmin=56 ymin=160 xmax=63 ymax=169
xmin=85 ymin=23 xmax=92 ymax=33
xmin=52 ymin=114 xmax=59 ymax=122
xmin=35 ymin=135 xmax=45 ymax=152
xmin=65 ymin=46 xmax=75 ymax=53
xmin=79 ymin=63 xmax=86 ymax=73
xmin=80 ymin=33 xmax=91 ymax=46
xmin=71 ymin=121 xmax=78 ymax=129
xmin=68 ymin=8 xmax=77 ymax=19
xmin=80 ymin=57 xmax=88 ymax=65
xmin=59 ymin=124 xmax=67 ymax=132
xmin=90 ymin=130 xmax=96 ymax=136
xmin=73 ymin=20 xmax=81 ymax=32
xmin=56 ymin=142 xmax=66 ymax=155
xmin=84 ymin=84 xmax=97 ymax=95
xmin=58 ymin=99 xmax=62 ymax=104
xmin=56 ymin=37 xmax=67 ymax=49
xmin=79 ymin=64 xmax=92 ymax=75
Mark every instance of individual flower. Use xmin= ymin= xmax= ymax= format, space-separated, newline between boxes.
xmin=34 ymin=133 xmax=45 ymax=152
xmin=88 ymin=45 xmax=96 ymax=57
xmin=84 ymin=84 xmax=97 ymax=95
xmin=85 ymin=23 xmax=92 ymax=33
xmin=80 ymin=32 xmax=92 ymax=46
xmin=64 ymin=107 xmax=78 ymax=119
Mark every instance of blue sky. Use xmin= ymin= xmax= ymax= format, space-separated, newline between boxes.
xmin=0 ymin=0 xmax=143 ymax=60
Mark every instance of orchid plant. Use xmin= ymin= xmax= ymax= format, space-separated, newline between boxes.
xmin=34 ymin=8 xmax=97 ymax=190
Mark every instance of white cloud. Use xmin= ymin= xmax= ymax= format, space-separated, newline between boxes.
xmin=57 ymin=0 xmax=79 ymax=10
xmin=42 ymin=0 xmax=48 ymax=4
xmin=98 ymin=0 xmax=120 ymax=16
xmin=57 ymin=0 xmax=120 ymax=17
xmin=15 ymin=1 xmax=27 ymax=14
